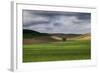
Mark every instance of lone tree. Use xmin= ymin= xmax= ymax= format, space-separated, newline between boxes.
xmin=62 ymin=37 xmax=66 ymax=42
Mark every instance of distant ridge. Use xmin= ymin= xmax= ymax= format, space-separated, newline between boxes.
xmin=23 ymin=29 xmax=90 ymax=44
xmin=23 ymin=29 xmax=49 ymax=38
xmin=23 ymin=29 xmax=40 ymax=34
xmin=68 ymin=33 xmax=91 ymax=40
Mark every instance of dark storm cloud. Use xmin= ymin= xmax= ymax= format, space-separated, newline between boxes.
xmin=23 ymin=21 xmax=50 ymax=27
xmin=77 ymin=13 xmax=91 ymax=19
xmin=23 ymin=10 xmax=91 ymax=34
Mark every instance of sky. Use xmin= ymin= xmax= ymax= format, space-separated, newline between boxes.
xmin=23 ymin=10 xmax=91 ymax=34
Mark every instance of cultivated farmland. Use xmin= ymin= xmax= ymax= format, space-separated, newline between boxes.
xmin=23 ymin=29 xmax=91 ymax=62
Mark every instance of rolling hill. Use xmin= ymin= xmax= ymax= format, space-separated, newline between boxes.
xmin=23 ymin=29 xmax=90 ymax=44
xmin=69 ymin=33 xmax=91 ymax=40
xmin=23 ymin=29 xmax=49 ymax=38
xmin=23 ymin=29 xmax=58 ymax=44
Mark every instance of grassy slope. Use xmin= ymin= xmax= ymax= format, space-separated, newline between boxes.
xmin=66 ymin=33 xmax=90 ymax=40
xmin=23 ymin=40 xmax=91 ymax=62
xmin=23 ymin=29 xmax=49 ymax=38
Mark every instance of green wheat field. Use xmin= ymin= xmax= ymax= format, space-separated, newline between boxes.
xmin=23 ymin=39 xmax=91 ymax=62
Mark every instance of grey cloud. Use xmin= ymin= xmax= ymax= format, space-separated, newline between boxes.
xmin=23 ymin=10 xmax=91 ymax=34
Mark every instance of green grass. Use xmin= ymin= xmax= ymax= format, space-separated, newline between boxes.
xmin=23 ymin=40 xmax=91 ymax=62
